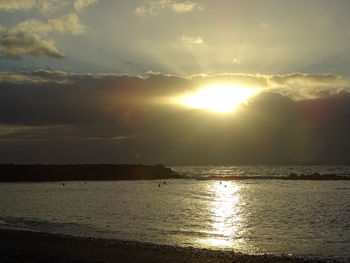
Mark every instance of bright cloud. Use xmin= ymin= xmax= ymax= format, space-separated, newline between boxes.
xmin=135 ymin=0 xmax=202 ymax=16
xmin=169 ymin=1 xmax=202 ymax=12
xmin=49 ymin=13 xmax=86 ymax=35
xmin=74 ymin=0 xmax=99 ymax=12
xmin=0 ymin=0 xmax=98 ymax=13
xmin=0 ymin=0 xmax=37 ymax=11
xmin=0 ymin=0 xmax=65 ymax=14
xmin=179 ymin=35 xmax=203 ymax=48
xmin=259 ymin=22 xmax=269 ymax=30
xmin=8 ymin=14 xmax=86 ymax=36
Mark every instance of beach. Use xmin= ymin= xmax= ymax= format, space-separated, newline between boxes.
xmin=0 ymin=229 xmax=330 ymax=263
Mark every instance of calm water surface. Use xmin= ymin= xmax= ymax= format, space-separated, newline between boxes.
xmin=0 ymin=166 xmax=350 ymax=262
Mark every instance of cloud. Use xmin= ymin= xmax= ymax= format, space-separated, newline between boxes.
xmin=37 ymin=0 xmax=70 ymax=15
xmin=169 ymin=1 xmax=202 ymax=12
xmin=49 ymin=13 xmax=86 ymax=35
xmin=0 ymin=1 xmax=91 ymax=59
xmin=74 ymin=0 xmax=99 ymax=12
xmin=135 ymin=0 xmax=168 ymax=16
xmin=0 ymin=70 xmax=348 ymax=125
xmin=179 ymin=35 xmax=203 ymax=48
xmin=231 ymin=58 xmax=240 ymax=65
xmin=0 ymin=124 xmax=131 ymax=143
xmin=1 ymin=70 xmax=350 ymax=164
xmin=187 ymin=72 xmax=348 ymax=100
xmin=0 ymin=0 xmax=67 ymax=14
xmin=0 ymin=0 xmax=98 ymax=14
xmin=0 ymin=124 xmax=64 ymax=142
xmin=135 ymin=0 xmax=202 ymax=16
xmin=0 ymin=0 xmax=37 ymax=11
xmin=259 ymin=22 xmax=268 ymax=30
xmin=0 ymin=24 xmax=6 ymax=32
xmin=9 ymin=19 xmax=52 ymax=35
xmin=9 ymin=13 xmax=86 ymax=35
xmin=0 ymin=13 xmax=85 ymax=58
xmin=0 ymin=70 xmax=72 ymax=83
xmin=0 ymin=31 xmax=63 ymax=58
xmin=266 ymin=73 xmax=348 ymax=99
xmin=0 ymin=70 xmax=347 ymax=94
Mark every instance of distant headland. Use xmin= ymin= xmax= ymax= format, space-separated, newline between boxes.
xmin=0 ymin=164 xmax=182 ymax=182
xmin=200 ymin=172 xmax=350 ymax=181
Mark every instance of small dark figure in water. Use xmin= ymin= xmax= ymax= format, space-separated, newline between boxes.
xmin=158 ymin=184 xmax=161 ymax=187
xmin=220 ymin=181 xmax=222 ymax=185
xmin=84 ymin=181 xmax=87 ymax=184
xmin=62 ymin=183 xmax=65 ymax=186
xmin=163 ymin=181 xmax=166 ymax=184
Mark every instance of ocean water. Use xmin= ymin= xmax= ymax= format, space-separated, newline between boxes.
xmin=0 ymin=166 xmax=350 ymax=262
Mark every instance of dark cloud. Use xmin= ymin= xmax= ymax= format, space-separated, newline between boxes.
xmin=0 ymin=70 xmax=350 ymax=164
xmin=0 ymin=31 xmax=64 ymax=59
xmin=0 ymin=11 xmax=86 ymax=59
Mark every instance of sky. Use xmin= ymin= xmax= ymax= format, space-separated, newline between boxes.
xmin=1 ymin=0 xmax=350 ymax=164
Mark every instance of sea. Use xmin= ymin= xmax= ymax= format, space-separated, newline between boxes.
xmin=0 ymin=165 xmax=350 ymax=262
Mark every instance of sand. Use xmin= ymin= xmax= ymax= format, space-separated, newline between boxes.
xmin=0 ymin=229 xmax=330 ymax=263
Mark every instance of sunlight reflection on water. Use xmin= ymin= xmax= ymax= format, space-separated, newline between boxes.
xmin=199 ymin=181 xmax=247 ymax=249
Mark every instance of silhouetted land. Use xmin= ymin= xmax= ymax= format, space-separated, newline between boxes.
xmin=0 ymin=229 xmax=330 ymax=263
xmin=199 ymin=173 xmax=350 ymax=181
xmin=1 ymin=165 xmax=348 ymax=182
xmin=0 ymin=164 xmax=182 ymax=182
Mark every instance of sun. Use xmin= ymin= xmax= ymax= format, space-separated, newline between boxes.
xmin=180 ymin=84 xmax=259 ymax=112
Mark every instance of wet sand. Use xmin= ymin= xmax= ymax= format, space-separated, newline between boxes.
xmin=0 ymin=229 xmax=330 ymax=263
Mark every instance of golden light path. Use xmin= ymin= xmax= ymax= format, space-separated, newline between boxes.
xmin=199 ymin=181 xmax=247 ymax=249
xmin=181 ymin=84 xmax=260 ymax=112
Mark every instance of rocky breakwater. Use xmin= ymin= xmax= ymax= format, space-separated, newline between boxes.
xmin=0 ymin=164 xmax=183 ymax=182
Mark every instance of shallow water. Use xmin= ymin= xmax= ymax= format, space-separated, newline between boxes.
xmin=0 ymin=166 xmax=350 ymax=262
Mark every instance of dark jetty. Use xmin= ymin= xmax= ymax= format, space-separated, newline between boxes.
xmin=0 ymin=164 xmax=182 ymax=182
xmin=200 ymin=173 xmax=350 ymax=181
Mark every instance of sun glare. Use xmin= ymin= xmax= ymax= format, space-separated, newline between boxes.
xmin=181 ymin=84 xmax=259 ymax=112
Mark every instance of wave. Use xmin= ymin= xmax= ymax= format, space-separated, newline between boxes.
xmin=0 ymin=216 xmax=98 ymax=237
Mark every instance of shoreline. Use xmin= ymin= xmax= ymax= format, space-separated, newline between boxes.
xmin=0 ymin=229 xmax=332 ymax=263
